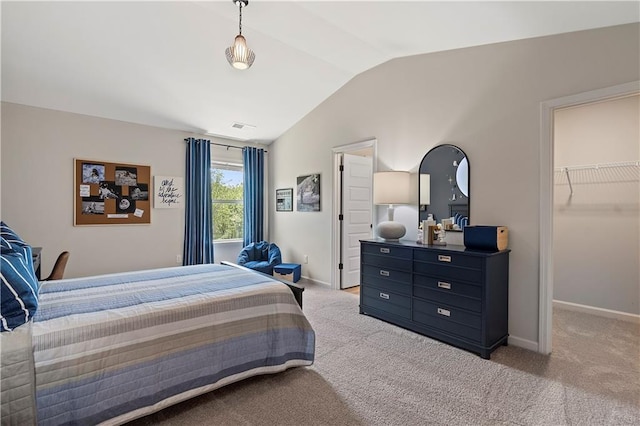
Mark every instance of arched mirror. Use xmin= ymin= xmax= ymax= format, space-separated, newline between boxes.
xmin=418 ymin=144 xmax=470 ymax=230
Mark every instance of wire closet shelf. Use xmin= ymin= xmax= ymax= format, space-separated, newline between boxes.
xmin=554 ymin=161 xmax=640 ymax=195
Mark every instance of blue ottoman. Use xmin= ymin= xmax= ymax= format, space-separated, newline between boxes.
xmin=273 ymin=263 xmax=301 ymax=283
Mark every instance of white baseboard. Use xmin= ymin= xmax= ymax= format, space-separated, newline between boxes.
xmin=553 ymin=300 xmax=640 ymax=324
xmin=300 ymin=276 xmax=331 ymax=287
xmin=507 ymin=335 xmax=538 ymax=352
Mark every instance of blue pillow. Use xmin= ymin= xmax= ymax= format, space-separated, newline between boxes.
xmin=0 ymin=221 xmax=24 ymax=248
xmin=1 ymin=250 xmax=39 ymax=331
xmin=454 ymin=213 xmax=462 ymax=227
xmin=0 ymin=221 xmax=37 ymax=285
xmin=0 ymin=235 xmax=12 ymax=253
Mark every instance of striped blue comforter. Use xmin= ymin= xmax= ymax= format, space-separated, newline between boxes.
xmin=32 ymin=264 xmax=315 ymax=425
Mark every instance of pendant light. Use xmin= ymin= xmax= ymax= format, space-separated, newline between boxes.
xmin=225 ymin=0 xmax=255 ymax=70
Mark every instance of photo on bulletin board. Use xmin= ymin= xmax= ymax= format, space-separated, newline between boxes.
xmin=296 ymin=174 xmax=320 ymax=212
xmin=82 ymin=163 xmax=105 ymax=184
xmin=130 ymin=183 xmax=149 ymax=201
xmin=115 ymin=167 xmax=138 ymax=186
xmin=74 ymin=158 xmax=151 ymax=225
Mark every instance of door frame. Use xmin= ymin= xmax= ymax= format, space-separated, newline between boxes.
xmin=538 ymin=81 xmax=639 ymax=354
xmin=331 ymin=139 xmax=377 ymax=290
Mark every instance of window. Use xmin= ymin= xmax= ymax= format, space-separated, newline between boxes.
xmin=211 ymin=162 xmax=243 ymax=241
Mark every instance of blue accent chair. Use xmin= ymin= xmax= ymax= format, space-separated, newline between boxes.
xmin=237 ymin=241 xmax=282 ymax=275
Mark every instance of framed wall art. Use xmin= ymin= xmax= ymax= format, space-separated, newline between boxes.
xmin=296 ymin=174 xmax=320 ymax=212
xmin=154 ymin=176 xmax=184 ymax=209
xmin=276 ymin=188 xmax=293 ymax=212
xmin=74 ymin=159 xmax=151 ymax=225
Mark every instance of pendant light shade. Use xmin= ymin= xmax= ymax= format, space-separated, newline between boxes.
xmin=225 ymin=0 xmax=255 ymax=70
xmin=226 ymin=35 xmax=255 ymax=70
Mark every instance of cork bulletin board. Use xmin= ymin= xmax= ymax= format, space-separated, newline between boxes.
xmin=74 ymin=158 xmax=151 ymax=225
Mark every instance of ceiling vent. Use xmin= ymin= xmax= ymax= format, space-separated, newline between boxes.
xmin=231 ymin=122 xmax=256 ymax=130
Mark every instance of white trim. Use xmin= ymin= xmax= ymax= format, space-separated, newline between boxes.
xmin=332 ymin=139 xmax=378 ymax=154
xmin=331 ymin=153 xmax=343 ymax=291
xmin=331 ymin=139 xmax=377 ymax=290
xmin=300 ymin=276 xmax=332 ymax=287
xmin=539 ymin=100 xmax=554 ymax=356
xmin=538 ymin=81 xmax=639 ymax=355
xmin=213 ymin=238 xmax=243 ymax=244
xmin=211 ymin=160 xmax=243 ymax=169
xmin=507 ymin=335 xmax=538 ymax=353
xmin=553 ymin=300 xmax=640 ymax=324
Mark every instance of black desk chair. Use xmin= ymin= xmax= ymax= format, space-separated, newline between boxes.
xmin=43 ymin=251 xmax=70 ymax=281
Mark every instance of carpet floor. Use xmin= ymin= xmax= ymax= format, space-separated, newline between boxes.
xmin=128 ymin=281 xmax=639 ymax=425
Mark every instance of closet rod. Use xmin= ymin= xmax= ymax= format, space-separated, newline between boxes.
xmin=184 ymin=138 xmax=268 ymax=153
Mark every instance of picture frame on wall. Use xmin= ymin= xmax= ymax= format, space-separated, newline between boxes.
xmin=296 ymin=174 xmax=320 ymax=212
xmin=154 ymin=176 xmax=184 ymax=209
xmin=276 ymin=188 xmax=293 ymax=212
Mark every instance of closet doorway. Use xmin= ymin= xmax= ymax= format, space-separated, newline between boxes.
xmin=539 ymin=82 xmax=639 ymax=354
xmin=331 ymin=139 xmax=377 ymax=291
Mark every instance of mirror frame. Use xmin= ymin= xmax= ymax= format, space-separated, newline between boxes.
xmin=418 ymin=144 xmax=470 ymax=228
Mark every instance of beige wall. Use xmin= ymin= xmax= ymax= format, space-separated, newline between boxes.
xmin=2 ymin=23 xmax=638 ymax=349
xmin=269 ymin=24 xmax=640 ymax=347
xmin=0 ymin=103 xmax=246 ymax=278
xmin=553 ymin=95 xmax=639 ymax=314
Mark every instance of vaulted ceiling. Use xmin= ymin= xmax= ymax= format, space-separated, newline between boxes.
xmin=2 ymin=1 xmax=638 ymax=143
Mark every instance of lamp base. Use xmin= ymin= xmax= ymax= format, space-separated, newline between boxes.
xmin=377 ymin=221 xmax=406 ymax=241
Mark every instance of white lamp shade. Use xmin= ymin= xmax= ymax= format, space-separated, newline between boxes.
xmin=373 ymin=171 xmax=411 ymax=205
xmin=420 ymin=174 xmax=430 ymax=205
xmin=373 ymin=171 xmax=410 ymax=241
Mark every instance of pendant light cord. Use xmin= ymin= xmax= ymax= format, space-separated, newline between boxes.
xmin=238 ymin=2 xmax=243 ymax=35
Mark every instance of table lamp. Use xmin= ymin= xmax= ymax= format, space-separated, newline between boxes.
xmin=373 ymin=171 xmax=411 ymax=241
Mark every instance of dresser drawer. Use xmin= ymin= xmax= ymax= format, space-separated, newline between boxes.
xmin=412 ymin=299 xmax=481 ymax=342
xmin=413 ymin=286 xmax=481 ymax=313
xmin=362 ymin=243 xmax=412 ymax=260
xmin=362 ymin=276 xmax=411 ymax=296
xmin=362 ymin=253 xmax=411 ymax=272
xmin=413 ymin=274 xmax=482 ymax=298
xmin=413 ymin=261 xmax=482 ymax=283
xmin=362 ymin=286 xmax=411 ymax=319
xmin=362 ymin=264 xmax=411 ymax=284
xmin=413 ymin=250 xmax=482 ymax=269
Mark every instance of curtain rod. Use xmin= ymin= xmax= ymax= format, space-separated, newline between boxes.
xmin=184 ymin=138 xmax=268 ymax=153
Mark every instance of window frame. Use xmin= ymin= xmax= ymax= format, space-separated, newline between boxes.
xmin=211 ymin=161 xmax=244 ymax=242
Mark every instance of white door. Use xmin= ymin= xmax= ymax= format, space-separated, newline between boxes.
xmin=340 ymin=153 xmax=373 ymax=289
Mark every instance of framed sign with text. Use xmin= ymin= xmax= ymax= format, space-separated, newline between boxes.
xmin=154 ymin=176 xmax=184 ymax=209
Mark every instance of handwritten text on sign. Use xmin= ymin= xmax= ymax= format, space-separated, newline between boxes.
xmin=154 ymin=176 xmax=184 ymax=209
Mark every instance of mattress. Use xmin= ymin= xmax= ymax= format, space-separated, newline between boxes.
xmin=1 ymin=321 xmax=37 ymax=424
xmin=31 ymin=264 xmax=315 ymax=425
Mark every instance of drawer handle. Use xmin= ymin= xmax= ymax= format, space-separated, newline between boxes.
xmin=380 ymin=248 xmax=390 ymax=254
xmin=437 ymin=281 xmax=451 ymax=290
xmin=379 ymin=292 xmax=390 ymax=300
xmin=437 ymin=307 xmax=451 ymax=317
xmin=438 ymin=255 xmax=451 ymax=263
xmin=379 ymin=270 xmax=390 ymax=277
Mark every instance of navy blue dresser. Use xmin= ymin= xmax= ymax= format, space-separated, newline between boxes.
xmin=360 ymin=239 xmax=510 ymax=359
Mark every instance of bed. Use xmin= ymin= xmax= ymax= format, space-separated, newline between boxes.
xmin=2 ymin=262 xmax=315 ymax=425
